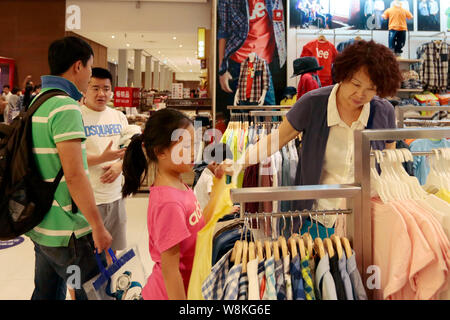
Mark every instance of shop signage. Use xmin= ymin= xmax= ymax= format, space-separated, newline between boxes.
xmin=66 ymin=5 xmax=81 ymax=31
xmin=0 ymin=237 xmax=24 ymax=250
xmin=114 ymin=87 xmax=140 ymax=107
xmin=197 ymin=28 xmax=206 ymax=59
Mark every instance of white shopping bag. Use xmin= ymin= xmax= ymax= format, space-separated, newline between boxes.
xmin=83 ymin=246 xmax=146 ymax=300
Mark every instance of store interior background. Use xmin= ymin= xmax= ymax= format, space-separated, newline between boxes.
xmin=0 ymin=0 xmax=449 ymax=299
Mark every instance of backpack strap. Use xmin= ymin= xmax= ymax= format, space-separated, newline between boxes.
xmin=28 ymin=89 xmax=79 ymax=213
xmin=26 ymin=89 xmax=69 ymax=117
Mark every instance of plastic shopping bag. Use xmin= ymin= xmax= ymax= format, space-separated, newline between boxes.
xmin=83 ymin=246 xmax=146 ymax=300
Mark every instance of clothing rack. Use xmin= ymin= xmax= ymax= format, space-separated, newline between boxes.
xmin=230 ymin=184 xmax=362 ymax=259
xmin=227 ymin=105 xmax=291 ymax=118
xmin=354 ymin=127 xmax=450 ymax=298
xmin=395 ymin=105 xmax=450 ymax=128
xmin=296 ymin=29 xmax=374 ymax=46
xmin=249 ymin=110 xmax=288 ymax=124
xmin=230 ymin=127 xmax=450 ymax=299
xmin=407 ymin=31 xmax=448 ymax=59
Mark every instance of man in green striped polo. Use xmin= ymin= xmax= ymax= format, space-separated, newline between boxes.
xmin=27 ymin=36 xmax=112 ymax=300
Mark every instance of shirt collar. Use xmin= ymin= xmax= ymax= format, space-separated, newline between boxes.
xmin=327 ymin=83 xmax=371 ymax=128
xmin=41 ymin=75 xmax=83 ymax=101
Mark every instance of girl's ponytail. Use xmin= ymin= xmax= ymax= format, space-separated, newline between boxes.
xmin=122 ymin=134 xmax=148 ymax=197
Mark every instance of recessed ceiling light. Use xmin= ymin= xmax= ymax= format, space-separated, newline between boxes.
xmin=158 ymin=51 xmax=161 ymax=54
xmin=172 ymin=36 xmax=177 ymax=40
xmin=179 ymin=44 xmax=183 ymax=48
xmin=126 ymin=43 xmax=130 ymax=47
xmin=112 ymin=35 xmax=115 ymax=39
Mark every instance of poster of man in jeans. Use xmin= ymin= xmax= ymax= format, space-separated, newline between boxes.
xmin=216 ymin=0 xmax=287 ymax=122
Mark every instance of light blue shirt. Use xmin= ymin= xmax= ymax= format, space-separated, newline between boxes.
xmin=419 ymin=2 xmax=430 ymax=16
xmin=410 ymin=139 xmax=450 ymax=185
xmin=429 ymin=1 xmax=438 ymax=15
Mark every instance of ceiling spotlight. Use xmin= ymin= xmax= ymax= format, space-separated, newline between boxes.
xmin=179 ymin=44 xmax=183 ymax=48
xmin=172 ymin=36 xmax=177 ymax=40
xmin=158 ymin=51 xmax=161 ymax=54
xmin=126 ymin=43 xmax=130 ymax=47
xmin=112 ymin=35 xmax=115 ymax=39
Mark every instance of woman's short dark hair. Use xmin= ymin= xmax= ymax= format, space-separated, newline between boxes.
xmin=48 ymin=36 xmax=94 ymax=76
xmin=333 ymin=40 xmax=402 ymax=98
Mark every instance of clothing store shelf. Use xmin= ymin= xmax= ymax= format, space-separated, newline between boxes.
xmin=397 ymin=89 xmax=423 ymax=93
xmin=396 ymin=105 xmax=450 ymax=127
xmin=397 ymin=58 xmax=421 ymax=64
xmin=227 ymin=105 xmax=292 ymax=110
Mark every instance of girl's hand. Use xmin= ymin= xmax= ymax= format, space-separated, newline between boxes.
xmin=213 ymin=161 xmax=233 ymax=179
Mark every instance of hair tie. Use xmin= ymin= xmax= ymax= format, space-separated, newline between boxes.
xmin=131 ymin=133 xmax=143 ymax=142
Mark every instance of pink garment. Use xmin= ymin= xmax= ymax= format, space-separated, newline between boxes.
xmin=142 ymin=185 xmax=205 ymax=300
xmin=388 ymin=201 xmax=435 ymax=300
xmin=371 ymin=198 xmax=412 ymax=300
xmin=391 ymin=200 xmax=449 ymax=300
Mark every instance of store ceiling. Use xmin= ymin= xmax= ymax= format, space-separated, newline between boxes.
xmin=67 ymin=0 xmax=211 ymax=77
xmin=75 ymin=30 xmax=201 ymax=74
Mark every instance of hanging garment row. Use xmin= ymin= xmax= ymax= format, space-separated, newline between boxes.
xmin=221 ymin=120 xmax=301 ymax=199
xmin=415 ymin=40 xmax=450 ymax=93
xmin=201 ymin=210 xmax=367 ymax=301
xmin=370 ymin=148 xmax=450 ymax=300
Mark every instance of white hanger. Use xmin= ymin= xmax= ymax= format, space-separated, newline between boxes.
xmin=379 ymin=150 xmax=405 ymax=200
xmin=437 ymin=148 xmax=450 ymax=189
xmin=397 ymin=149 xmax=428 ymax=199
xmin=424 ymin=149 xmax=445 ymax=193
xmin=372 ymin=150 xmax=392 ymax=202
xmin=386 ymin=149 xmax=411 ymax=200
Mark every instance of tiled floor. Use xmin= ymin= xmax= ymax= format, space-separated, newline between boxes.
xmin=0 ymin=194 xmax=154 ymax=300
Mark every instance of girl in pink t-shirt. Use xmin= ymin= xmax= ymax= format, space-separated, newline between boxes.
xmin=122 ymin=108 xmax=226 ymax=300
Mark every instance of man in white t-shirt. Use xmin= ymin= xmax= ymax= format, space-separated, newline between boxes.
xmin=81 ymin=67 xmax=128 ymax=263
xmin=2 ymin=85 xmax=12 ymax=103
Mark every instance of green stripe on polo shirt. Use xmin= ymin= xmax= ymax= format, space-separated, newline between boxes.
xmin=26 ymin=88 xmax=91 ymax=247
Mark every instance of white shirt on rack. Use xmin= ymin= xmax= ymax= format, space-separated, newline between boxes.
xmin=313 ymin=83 xmax=370 ymax=229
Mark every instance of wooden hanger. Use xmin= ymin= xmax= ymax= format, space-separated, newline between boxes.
xmin=242 ymin=240 xmax=249 ymax=272
xmin=289 ymin=237 xmax=298 ymax=258
xmin=256 ymin=240 xmax=264 ymax=262
xmin=273 ymin=240 xmax=280 ymax=261
xmin=278 ymin=236 xmax=289 ymax=259
xmin=302 ymin=233 xmax=313 ymax=258
xmin=323 ymin=237 xmax=335 ymax=258
xmin=230 ymin=240 xmax=239 ymax=262
xmin=264 ymin=240 xmax=272 ymax=259
xmin=314 ymin=237 xmax=325 ymax=259
xmin=341 ymin=237 xmax=353 ymax=259
xmin=249 ymin=241 xmax=256 ymax=261
xmin=330 ymin=234 xmax=343 ymax=260
xmin=297 ymin=236 xmax=306 ymax=260
xmin=234 ymin=240 xmax=243 ymax=266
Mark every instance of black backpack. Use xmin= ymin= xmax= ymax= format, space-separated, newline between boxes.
xmin=0 ymin=89 xmax=69 ymax=240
